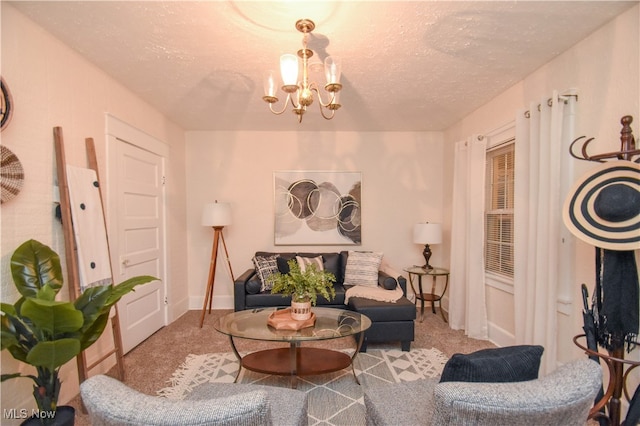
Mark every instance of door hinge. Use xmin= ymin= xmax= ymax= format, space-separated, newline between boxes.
xmin=162 ymin=176 xmax=166 ymax=185
xmin=164 ymin=296 xmax=168 ymax=305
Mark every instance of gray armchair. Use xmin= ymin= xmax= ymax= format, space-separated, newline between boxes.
xmin=80 ymin=374 xmax=308 ymax=425
xmin=364 ymin=358 xmax=602 ymax=426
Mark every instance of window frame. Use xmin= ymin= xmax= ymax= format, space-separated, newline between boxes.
xmin=482 ymin=123 xmax=516 ymax=292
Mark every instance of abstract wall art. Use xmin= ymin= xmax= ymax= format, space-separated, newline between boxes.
xmin=274 ymin=171 xmax=362 ymax=245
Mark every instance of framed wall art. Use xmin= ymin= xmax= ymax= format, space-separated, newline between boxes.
xmin=274 ymin=171 xmax=362 ymax=245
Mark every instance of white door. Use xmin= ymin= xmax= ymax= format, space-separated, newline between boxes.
xmin=111 ymin=137 xmax=166 ymax=353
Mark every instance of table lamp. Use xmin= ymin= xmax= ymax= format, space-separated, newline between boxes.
xmin=200 ymin=200 xmax=235 ymax=327
xmin=413 ymin=223 xmax=442 ymax=270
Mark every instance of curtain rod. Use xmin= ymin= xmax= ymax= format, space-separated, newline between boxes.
xmin=524 ymin=93 xmax=578 ymax=118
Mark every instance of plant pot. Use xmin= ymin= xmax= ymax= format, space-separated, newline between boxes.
xmin=21 ymin=406 xmax=75 ymax=426
xmin=291 ymin=299 xmax=312 ymax=321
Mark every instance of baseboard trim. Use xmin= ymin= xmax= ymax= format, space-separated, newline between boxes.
xmin=488 ymin=321 xmax=515 ymax=347
xmin=189 ymin=295 xmax=234 ymax=311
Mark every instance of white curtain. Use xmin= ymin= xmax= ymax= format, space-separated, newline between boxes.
xmin=449 ymin=135 xmax=488 ymax=339
xmin=514 ymin=90 xmax=576 ymax=374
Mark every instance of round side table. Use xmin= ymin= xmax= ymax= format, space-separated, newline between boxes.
xmin=404 ymin=266 xmax=449 ymax=323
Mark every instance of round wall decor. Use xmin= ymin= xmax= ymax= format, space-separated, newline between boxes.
xmin=1 ymin=145 xmax=24 ymax=204
xmin=1 ymin=77 xmax=13 ymax=131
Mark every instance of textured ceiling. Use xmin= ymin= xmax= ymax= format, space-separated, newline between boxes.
xmin=10 ymin=1 xmax=637 ymax=132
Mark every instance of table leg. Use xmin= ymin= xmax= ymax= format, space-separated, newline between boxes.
xmin=228 ymin=335 xmax=243 ymax=383
xmin=418 ymin=275 xmax=425 ymax=322
xmin=431 ymin=276 xmax=437 ymax=314
xmin=290 ymin=342 xmax=299 ymax=389
xmin=440 ymin=274 xmax=449 ymax=323
xmin=350 ymin=332 xmax=366 ymax=385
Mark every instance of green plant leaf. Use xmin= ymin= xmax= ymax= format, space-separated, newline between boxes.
xmin=77 ymin=311 xmax=110 ymax=351
xmin=1 ymin=302 xmax=17 ymax=316
xmin=74 ymin=285 xmax=111 ymax=324
xmin=1 ymin=313 xmax=35 ymax=360
xmin=0 ymin=330 xmax=20 ymax=350
xmin=26 ymin=339 xmax=80 ymax=371
xmin=269 ymin=259 xmax=336 ymax=306
xmin=36 ymin=285 xmax=57 ymax=302
xmin=21 ymin=299 xmax=83 ymax=336
xmin=10 ymin=240 xmax=63 ymax=298
xmin=107 ymin=275 xmax=158 ymax=306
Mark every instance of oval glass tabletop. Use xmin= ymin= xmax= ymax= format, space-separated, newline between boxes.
xmin=215 ymin=307 xmax=371 ymax=342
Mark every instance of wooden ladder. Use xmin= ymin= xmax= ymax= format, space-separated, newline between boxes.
xmin=53 ymin=126 xmax=126 ymax=386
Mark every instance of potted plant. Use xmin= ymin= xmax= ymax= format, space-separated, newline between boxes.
xmin=1 ymin=239 xmax=157 ymax=425
xmin=269 ymin=259 xmax=336 ymax=320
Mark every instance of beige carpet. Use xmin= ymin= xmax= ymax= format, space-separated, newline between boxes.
xmin=69 ymin=308 xmax=495 ymax=425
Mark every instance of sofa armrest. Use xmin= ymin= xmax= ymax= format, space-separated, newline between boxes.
xmin=234 ymin=269 xmax=256 ymax=311
xmin=379 ymin=261 xmax=408 ymax=296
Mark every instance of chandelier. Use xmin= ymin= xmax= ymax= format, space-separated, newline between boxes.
xmin=262 ymin=19 xmax=342 ymax=123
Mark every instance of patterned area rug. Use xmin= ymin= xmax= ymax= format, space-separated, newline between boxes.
xmin=159 ymin=348 xmax=448 ymax=426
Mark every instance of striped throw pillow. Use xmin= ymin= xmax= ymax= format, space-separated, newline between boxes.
xmin=344 ymin=251 xmax=383 ymax=287
xmin=296 ymin=255 xmax=324 ymax=273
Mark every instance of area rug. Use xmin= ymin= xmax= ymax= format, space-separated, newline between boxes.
xmin=158 ymin=348 xmax=448 ymax=426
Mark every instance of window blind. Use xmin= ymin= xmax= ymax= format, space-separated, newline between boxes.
xmin=485 ymin=144 xmax=515 ymax=278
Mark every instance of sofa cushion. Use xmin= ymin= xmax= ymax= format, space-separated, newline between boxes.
xmin=439 ymin=345 xmax=544 ymax=383
xmin=348 ymin=296 xmax=416 ymax=322
xmin=344 ymin=251 xmax=383 ymax=287
xmin=252 ymin=255 xmax=279 ymax=292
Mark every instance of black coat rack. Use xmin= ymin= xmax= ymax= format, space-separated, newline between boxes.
xmin=571 ymin=115 xmax=639 ymax=426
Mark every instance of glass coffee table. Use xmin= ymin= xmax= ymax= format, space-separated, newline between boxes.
xmin=215 ymin=307 xmax=371 ymax=388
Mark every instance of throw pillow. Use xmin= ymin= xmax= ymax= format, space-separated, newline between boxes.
xmin=245 ymin=275 xmax=262 ymax=295
xmin=252 ymin=255 xmax=279 ymax=292
xmin=439 ymin=345 xmax=544 ymax=383
xmin=378 ymin=271 xmax=398 ymax=290
xmin=296 ymin=255 xmax=324 ymax=273
xmin=344 ymin=251 xmax=383 ymax=287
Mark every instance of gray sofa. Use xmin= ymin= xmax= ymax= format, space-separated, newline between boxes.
xmin=364 ymin=358 xmax=602 ymax=426
xmin=234 ymin=251 xmax=416 ymax=351
xmin=80 ymin=374 xmax=308 ymax=425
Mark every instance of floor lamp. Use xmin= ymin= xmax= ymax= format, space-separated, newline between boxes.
xmin=200 ymin=201 xmax=235 ymax=328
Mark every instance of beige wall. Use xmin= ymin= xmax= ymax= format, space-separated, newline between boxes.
xmin=185 ymin=131 xmax=445 ymax=310
xmin=443 ymin=5 xmax=639 ymax=359
xmin=0 ymin=3 xmax=188 ymax=417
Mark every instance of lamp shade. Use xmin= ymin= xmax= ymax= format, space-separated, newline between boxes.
xmin=280 ymin=53 xmax=299 ymax=86
xmin=202 ymin=201 xmax=232 ymax=227
xmin=263 ymin=70 xmax=278 ymax=97
xmin=324 ymin=56 xmax=341 ymax=85
xmin=413 ymin=223 xmax=442 ymax=244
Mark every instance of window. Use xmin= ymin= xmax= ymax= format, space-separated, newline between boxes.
xmin=485 ymin=141 xmax=515 ymax=279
